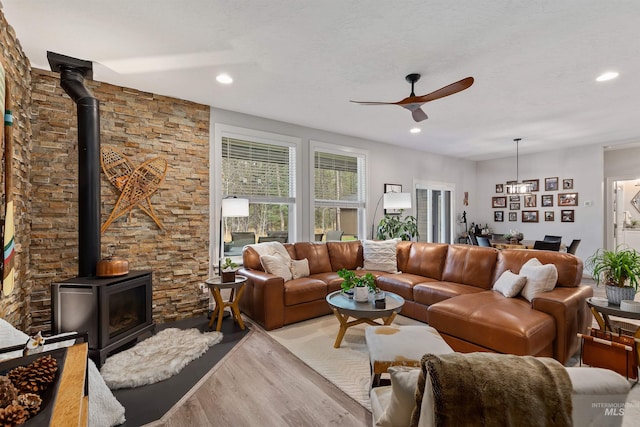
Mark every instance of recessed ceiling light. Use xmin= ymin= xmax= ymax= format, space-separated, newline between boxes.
xmin=410 ymin=127 xmax=421 ymax=134
xmin=216 ymin=73 xmax=233 ymax=84
xmin=596 ymin=71 xmax=619 ymax=82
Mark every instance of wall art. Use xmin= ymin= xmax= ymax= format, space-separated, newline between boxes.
xmin=561 ymin=210 xmax=575 ymax=222
xmin=558 ymin=192 xmax=578 ymax=207
xmin=545 ymin=211 xmax=554 ymax=221
xmin=545 ymin=177 xmax=558 ymax=191
xmin=492 ymin=196 xmax=506 ymax=208
xmin=522 ymin=210 xmax=539 ymax=223
xmin=562 ymin=179 xmax=573 ymax=190
xmin=541 ymin=195 xmax=553 ymax=207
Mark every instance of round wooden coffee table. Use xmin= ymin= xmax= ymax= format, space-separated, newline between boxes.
xmin=326 ymin=290 xmax=405 ymax=348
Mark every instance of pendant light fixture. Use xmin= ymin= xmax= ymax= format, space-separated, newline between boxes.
xmin=505 ymin=138 xmax=532 ymax=195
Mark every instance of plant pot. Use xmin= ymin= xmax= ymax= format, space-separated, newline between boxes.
xmin=354 ymin=286 xmax=369 ymax=302
xmin=605 ymin=285 xmax=636 ymax=305
xmin=221 ymin=270 xmax=236 ymax=283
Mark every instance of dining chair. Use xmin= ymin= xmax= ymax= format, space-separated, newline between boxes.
xmin=468 ymin=233 xmax=479 ymax=246
xmin=325 ymin=230 xmax=344 ymax=241
xmin=258 ymin=236 xmax=287 ymax=243
xmin=477 ymin=236 xmax=492 ymax=247
xmin=533 ymin=240 xmax=561 ymax=251
xmin=543 ymin=235 xmax=562 ymax=243
xmin=566 ymin=239 xmax=581 ymax=255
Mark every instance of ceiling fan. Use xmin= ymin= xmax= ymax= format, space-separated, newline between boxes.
xmin=350 ymin=74 xmax=474 ymax=122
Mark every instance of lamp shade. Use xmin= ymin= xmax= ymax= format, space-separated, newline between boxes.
xmin=222 ymin=197 xmax=249 ymax=217
xmin=383 ymin=192 xmax=412 ymax=210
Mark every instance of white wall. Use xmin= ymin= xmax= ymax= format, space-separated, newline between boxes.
xmin=209 ymin=107 xmax=476 ymax=245
xmin=476 ymin=144 xmax=604 ymax=262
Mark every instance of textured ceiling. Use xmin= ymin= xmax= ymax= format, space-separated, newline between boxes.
xmin=2 ymin=0 xmax=639 ymax=160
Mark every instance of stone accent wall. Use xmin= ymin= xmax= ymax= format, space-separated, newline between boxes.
xmin=30 ymin=70 xmax=210 ymax=331
xmin=0 ymin=11 xmax=33 ymax=330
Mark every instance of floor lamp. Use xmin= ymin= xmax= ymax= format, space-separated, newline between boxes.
xmin=371 ymin=192 xmax=413 ymax=238
xmin=219 ymin=196 xmax=249 ymax=273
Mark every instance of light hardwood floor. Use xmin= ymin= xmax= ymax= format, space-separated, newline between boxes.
xmin=149 ymin=324 xmax=371 ymax=427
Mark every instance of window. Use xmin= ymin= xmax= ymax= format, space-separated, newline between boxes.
xmin=313 ymin=145 xmax=366 ymax=240
xmin=415 ymin=182 xmax=455 ymax=243
xmin=219 ymin=131 xmax=297 ymax=256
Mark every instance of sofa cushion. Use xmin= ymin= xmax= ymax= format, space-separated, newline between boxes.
xmin=283 ymin=278 xmax=327 ymax=306
xmin=519 ymin=258 xmax=558 ymax=302
xmin=493 ymin=270 xmax=527 ymax=298
xmin=294 ymin=242 xmax=332 ymax=274
xmin=495 ymin=249 xmax=582 ymax=288
xmin=363 ymin=239 xmax=399 ymax=273
xmin=403 ymin=242 xmax=448 ymax=279
xmin=413 ymin=281 xmax=484 ymax=306
xmin=428 ymin=291 xmax=556 ymax=357
xmin=374 ymin=366 xmax=421 ymax=427
xmin=376 ymin=273 xmax=436 ymax=301
xmin=310 ymin=272 xmax=343 ymax=292
xmin=260 ymin=254 xmax=293 ymax=281
xmin=327 ymin=240 xmax=363 ymax=271
xmin=441 ymin=245 xmax=499 ymax=290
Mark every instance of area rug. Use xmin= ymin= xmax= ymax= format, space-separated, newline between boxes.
xmin=267 ymin=314 xmax=422 ymax=410
xmin=101 ymin=327 xmax=223 ymax=390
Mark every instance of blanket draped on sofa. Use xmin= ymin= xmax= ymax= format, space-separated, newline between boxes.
xmin=410 ymin=352 xmax=573 ymax=427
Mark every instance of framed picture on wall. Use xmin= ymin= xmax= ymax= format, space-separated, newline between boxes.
xmin=561 ymin=210 xmax=575 ymax=222
xmin=545 ymin=177 xmax=559 ymax=191
xmin=508 ymin=212 xmax=517 ymax=221
xmin=541 ymin=195 xmax=554 ymax=207
xmin=558 ymin=193 xmax=578 ymax=206
xmin=524 ymin=194 xmax=537 ymax=207
xmin=563 ymin=179 xmax=574 ymax=190
xmin=522 ymin=210 xmax=539 ymax=223
xmin=494 ymin=211 xmax=504 ymax=222
xmin=509 ymin=195 xmax=520 ymax=202
xmin=545 ymin=211 xmax=554 ymax=221
xmin=523 ymin=179 xmax=540 ymax=192
xmin=492 ymin=196 xmax=507 ymax=208
xmin=496 ymin=184 xmax=504 ymax=193
xmin=384 ymin=183 xmax=402 ymax=215
xmin=510 ymin=203 xmax=520 ymax=210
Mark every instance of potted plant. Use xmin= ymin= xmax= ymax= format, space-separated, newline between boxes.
xmin=338 ymin=269 xmax=376 ymax=302
xmin=586 ymin=246 xmax=640 ymax=304
xmin=376 ymin=214 xmax=418 ymax=241
xmin=220 ymin=257 xmax=239 ymax=283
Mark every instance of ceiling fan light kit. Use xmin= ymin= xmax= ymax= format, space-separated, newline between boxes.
xmin=350 ymin=73 xmax=474 ymax=122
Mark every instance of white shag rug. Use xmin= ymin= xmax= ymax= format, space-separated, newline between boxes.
xmin=267 ymin=315 xmax=422 ymax=410
xmin=100 ymin=327 xmax=223 ymax=390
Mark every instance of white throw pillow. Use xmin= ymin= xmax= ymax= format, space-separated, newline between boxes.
xmin=290 ymin=258 xmax=310 ymax=279
xmin=260 ymin=254 xmax=293 ymax=281
xmin=375 ymin=366 xmax=421 ymax=427
xmin=519 ymin=258 xmax=558 ymax=302
xmin=493 ymin=270 xmax=527 ymax=298
xmin=363 ymin=239 xmax=399 ymax=273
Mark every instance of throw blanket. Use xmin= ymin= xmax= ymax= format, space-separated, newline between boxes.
xmin=410 ymin=352 xmax=573 ymax=427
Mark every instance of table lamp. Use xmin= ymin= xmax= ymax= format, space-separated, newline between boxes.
xmin=219 ymin=196 xmax=249 ymax=273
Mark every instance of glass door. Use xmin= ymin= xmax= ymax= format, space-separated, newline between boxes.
xmin=416 ymin=182 xmax=455 ymax=243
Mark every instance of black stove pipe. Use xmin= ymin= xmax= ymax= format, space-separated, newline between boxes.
xmin=48 ymin=52 xmax=101 ymax=277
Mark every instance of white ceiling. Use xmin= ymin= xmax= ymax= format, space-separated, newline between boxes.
xmin=2 ymin=0 xmax=639 ymax=161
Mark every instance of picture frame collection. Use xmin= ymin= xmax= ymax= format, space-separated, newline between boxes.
xmin=493 ymin=177 xmax=576 ymax=223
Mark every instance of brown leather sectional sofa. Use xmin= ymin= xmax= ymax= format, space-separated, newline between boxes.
xmin=239 ymin=240 xmax=593 ymax=364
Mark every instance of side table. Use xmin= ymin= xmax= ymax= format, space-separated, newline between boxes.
xmin=205 ymin=275 xmax=247 ymax=331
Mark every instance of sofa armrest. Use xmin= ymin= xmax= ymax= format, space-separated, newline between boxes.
xmin=238 ymin=268 xmax=286 ymax=330
xmin=531 ymin=285 xmax=594 ymax=364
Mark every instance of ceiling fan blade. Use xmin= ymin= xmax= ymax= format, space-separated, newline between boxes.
xmin=349 ymin=100 xmax=397 ymax=105
xmin=405 ymin=77 xmax=474 ymax=104
xmin=411 ymin=108 xmax=428 ymax=122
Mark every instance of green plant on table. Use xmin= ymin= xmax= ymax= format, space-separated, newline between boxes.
xmin=221 ymin=257 xmax=238 ymax=272
xmin=376 ymin=214 xmax=418 ymax=241
xmin=337 ymin=269 xmax=377 ymax=292
xmin=586 ymin=246 xmax=640 ymax=291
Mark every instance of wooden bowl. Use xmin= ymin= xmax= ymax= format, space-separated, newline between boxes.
xmin=96 ymin=257 xmax=129 ymax=277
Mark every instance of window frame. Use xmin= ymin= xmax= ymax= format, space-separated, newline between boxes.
xmin=212 ymin=124 xmax=302 ymax=273
xmin=310 ymin=140 xmax=368 ymax=240
xmin=414 ymin=180 xmax=456 ymax=244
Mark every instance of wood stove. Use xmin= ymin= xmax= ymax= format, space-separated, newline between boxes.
xmin=52 ymin=271 xmax=154 ymax=366
xmin=46 ymin=52 xmax=155 ymax=366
